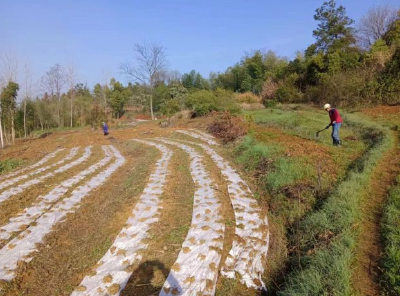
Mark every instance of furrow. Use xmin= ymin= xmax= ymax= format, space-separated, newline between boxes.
xmin=171 ymin=138 xmax=269 ymax=290
xmin=71 ymin=140 xmax=172 ymax=296
xmin=175 ymin=130 xmax=219 ymax=146
xmin=0 ymin=147 xmax=80 ymax=191
xmin=0 ymin=146 xmax=112 ymax=242
xmin=156 ymin=138 xmax=224 ymax=296
xmin=0 ymin=145 xmax=125 ymax=282
xmin=0 ymin=146 xmax=92 ymax=205
xmin=0 ymin=148 xmax=64 ymax=180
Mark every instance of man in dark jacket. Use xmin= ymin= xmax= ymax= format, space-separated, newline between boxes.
xmin=324 ymin=103 xmax=342 ymax=146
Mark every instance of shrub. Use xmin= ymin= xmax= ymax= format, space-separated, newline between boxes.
xmin=185 ymin=89 xmax=240 ymax=117
xmin=160 ymin=99 xmax=181 ymax=117
xmin=185 ymin=90 xmax=219 ymax=117
xmin=234 ymin=92 xmax=262 ymax=104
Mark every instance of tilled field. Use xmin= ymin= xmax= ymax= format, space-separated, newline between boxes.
xmin=0 ymin=127 xmax=270 ymax=296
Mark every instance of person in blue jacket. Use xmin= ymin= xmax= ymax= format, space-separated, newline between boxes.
xmin=102 ymin=122 xmax=109 ymax=136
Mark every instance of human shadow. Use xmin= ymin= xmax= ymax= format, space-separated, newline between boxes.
xmin=120 ymin=260 xmax=181 ymax=296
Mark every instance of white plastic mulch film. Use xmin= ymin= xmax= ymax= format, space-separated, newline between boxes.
xmin=0 ymin=148 xmax=64 ymax=180
xmin=0 ymin=147 xmax=79 ymax=191
xmin=175 ymin=130 xmax=219 ymax=146
xmin=0 ymin=146 xmax=112 ymax=242
xmin=0 ymin=145 xmax=125 ymax=283
xmin=156 ymin=139 xmax=224 ymax=296
xmin=0 ymin=146 xmax=93 ymax=205
xmin=71 ymin=140 xmax=172 ymax=296
xmin=172 ymin=138 xmax=270 ymax=290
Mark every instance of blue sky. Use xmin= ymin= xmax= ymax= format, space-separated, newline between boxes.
xmin=0 ymin=0 xmax=398 ymax=89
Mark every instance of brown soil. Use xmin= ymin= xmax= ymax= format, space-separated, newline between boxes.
xmin=352 ymin=131 xmax=400 ymax=296
xmin=362 ymin=106 xmax=400 ymax=125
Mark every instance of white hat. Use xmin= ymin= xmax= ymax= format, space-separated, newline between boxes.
xmin=323 ymin=103 xmax=331 ymax=110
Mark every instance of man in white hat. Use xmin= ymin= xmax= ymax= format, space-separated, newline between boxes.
xmin=324 ymin=103 xmax=342 ymax=146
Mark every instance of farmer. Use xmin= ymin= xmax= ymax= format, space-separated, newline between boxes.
xmin=102 ymin=122 xmax=109 ymax=136
xmin=324 ymin=103 xmax=342 ymax=146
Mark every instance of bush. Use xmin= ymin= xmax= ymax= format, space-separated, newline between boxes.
xmin=207 ymin=112 xmax=248 ymax=143
xmin=275 ymin=85 xmax=303 ymax=103
xmin=185 ymin=89 xmax=240 ymax=117
xmin=185 ymin=90 xmax=219 ymax=117
xmin=234 ymin=92 xmax=262 ymax=104
xmin=160 ymin=99 xmax=181 ymax=117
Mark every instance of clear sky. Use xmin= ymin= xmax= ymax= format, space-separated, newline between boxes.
xmin=0 ymin=0 xmax=398 ymax=89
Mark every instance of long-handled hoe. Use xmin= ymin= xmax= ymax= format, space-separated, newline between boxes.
xmin=316 ymin=126 xmax=330 ymax=138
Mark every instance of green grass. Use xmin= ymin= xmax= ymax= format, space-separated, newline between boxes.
xmin=381 ymin=174 xmax=400 ymax=295
xmin=278 ymin=116 xmax=392 ymax=296
xmin=0 ymin=158 xmax=24 ymax=174
xmin=245 ymin=105 xmax=364 ymax=148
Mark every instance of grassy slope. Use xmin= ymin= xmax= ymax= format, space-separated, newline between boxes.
xmin=276 ymin=115 xmax=392 ymax=295
xmin=222 ymin=106 xmax=368 ymax=293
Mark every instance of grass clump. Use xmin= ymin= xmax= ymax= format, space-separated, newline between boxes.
xmin=0 ymin=158 xmax=24 ymax=174
xmin=381 ymin=174 xmax=400 ymax=295
xmin=278 ymin=117 xmax=392 ymax=296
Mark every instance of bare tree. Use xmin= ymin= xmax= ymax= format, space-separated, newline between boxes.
xmin=120 ymin=41 xmax=168 ymax=120
xmin=22 ymin=62 xmax=33 ymax=138
xmin=101 ymin=69 xmax=111 ymax=114
xmin=41 ymin=64 xmax=66 ymax=127
xmin=357 ymin=5 xmax=399 ymax=49
xmin=0 ymin=53 xmax=18 ymax=87
xmin=66 ymin=63 xmax=77 ymax=127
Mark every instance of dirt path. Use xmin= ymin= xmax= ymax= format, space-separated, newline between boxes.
xmin=352 ymin=131 xmax=400 ymax=296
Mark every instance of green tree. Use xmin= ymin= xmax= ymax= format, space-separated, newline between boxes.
xmin=0 ymin=81 xmax=19 ymax=142
xmin=313 ymin=0 xmax=355 ymax=53
xmin=384 ymin=11 xmax=400 ymax=46
xmin=109 ymin=80 xmax=131 ymax=118
xmin=182 ymin=70 xmax=210 ymax=90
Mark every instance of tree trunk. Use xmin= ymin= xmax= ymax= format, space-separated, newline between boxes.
xmin=70 ymin=95 xmax=73 ymax=128
xmin=3 ymin=125 xmax=9 ymax=143
xmin=150 ymin=94 xmax=154 ymax=120
xmin=23 ymin=98 xmax=27 ymax=138
xmin=11 ymin=110 xmax=15 ymax=143
xmin=57 ymin=95 xmax=61 ymax=128
xmin=0 ymin=116 xmax=4 ymax=148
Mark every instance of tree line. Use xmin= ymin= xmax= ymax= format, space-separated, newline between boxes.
xmin=1 ymin=1 xmax=399 ymax=147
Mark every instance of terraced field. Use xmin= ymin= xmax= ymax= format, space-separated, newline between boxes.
xmin=0 ymin=105 xmax=399 ymax=296
xmin=0 ymin=124 xmax=271 ymax=296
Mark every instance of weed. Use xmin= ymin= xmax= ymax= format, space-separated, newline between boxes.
xmin=0 ymin=159 xmax=24 ymax=174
